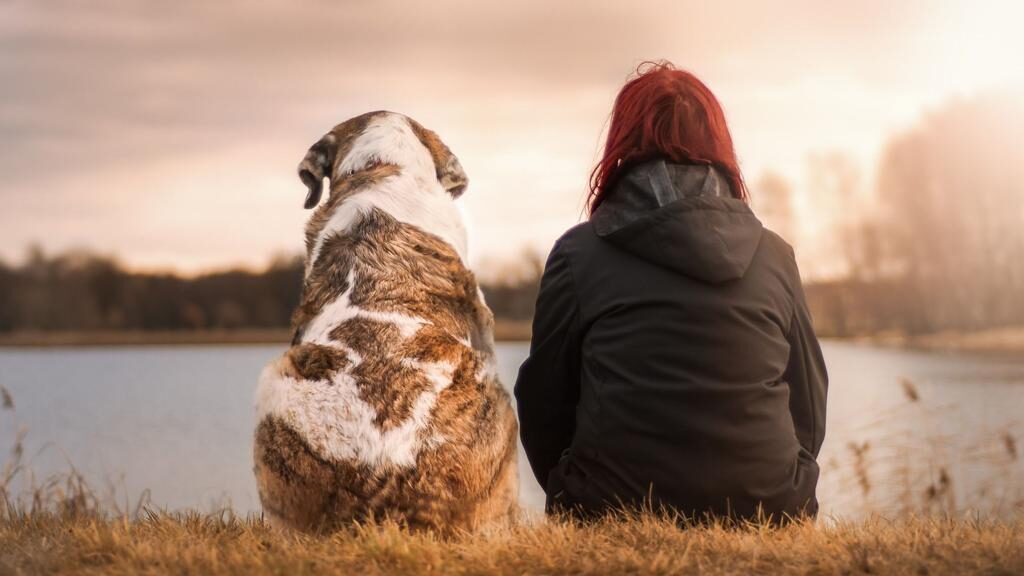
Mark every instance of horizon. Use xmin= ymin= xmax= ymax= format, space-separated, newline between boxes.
xmin=3 ymin=1 xmax=1023 ymax=279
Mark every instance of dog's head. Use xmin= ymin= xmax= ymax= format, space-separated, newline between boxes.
xmin=296 ymin=111 xmax=468 ymax=210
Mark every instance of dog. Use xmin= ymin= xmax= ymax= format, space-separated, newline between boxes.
xmin=253 ymin=111 xmax=519 ymax=533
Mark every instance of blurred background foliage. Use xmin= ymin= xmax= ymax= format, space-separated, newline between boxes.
xmin=0 ymin=90 xmax=1021 ymax=338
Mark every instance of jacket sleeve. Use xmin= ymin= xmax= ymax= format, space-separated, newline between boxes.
xmin=514 ymin=238 xmax=583 ymax=489
xmin=784 ymin=270 xmax=829 ymax=458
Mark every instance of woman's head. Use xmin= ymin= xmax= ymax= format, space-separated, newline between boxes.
xmin=588 ymin=62 xmax=747 ymax=214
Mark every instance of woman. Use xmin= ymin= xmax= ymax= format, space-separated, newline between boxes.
xmin=514 ymin=62 xmax=828 ymax=522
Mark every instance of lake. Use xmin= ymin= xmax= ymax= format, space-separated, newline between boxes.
xmin=1 ymin=341 xmax=1022 ymax=519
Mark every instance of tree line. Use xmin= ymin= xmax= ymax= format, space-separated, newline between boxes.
xmin=0 ymin=249 xmax=304 ymax=332
xmin=795 ymin=91 xmax=1024 ymax=336
xmin=1 ymin=91 xmax=1020 ymax=338
xmin=0 ymin=247 xmax=541 ymax=334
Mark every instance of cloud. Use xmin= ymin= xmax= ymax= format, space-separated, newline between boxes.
xmin=1 ymin=0 xmax=1020 ymax=272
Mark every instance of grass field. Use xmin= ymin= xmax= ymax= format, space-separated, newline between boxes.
xmin=2 ymin=508 xmax=1023 ymax=575
xmin=2 ymin=463 xmax=1019 ymax=575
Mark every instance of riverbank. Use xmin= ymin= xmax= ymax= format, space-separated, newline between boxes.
xmin=2 ymin=324 xmax=1022 ymax=356
xmin=1 ymin=511 xmax=1021 ymax=575
xmin=851 ymin=325 xmax=1024 ymax=358
xmin=0 ymin=322 xmax=533 ymax=347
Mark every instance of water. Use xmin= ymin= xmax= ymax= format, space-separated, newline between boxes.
xmin=1 ymin=341 xmax=1022 ymax=518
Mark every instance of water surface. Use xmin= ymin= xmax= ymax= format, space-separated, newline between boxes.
xmin=1 ymin=342 xmax=1021 ymax=518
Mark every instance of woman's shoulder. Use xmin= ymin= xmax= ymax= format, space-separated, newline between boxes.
xmin=759 ymin=228 xmax=797 ymax=262
xmin=756 ymin=227 xmax=807 ymax=296
xmin=560 ymin=221 xmax=595 ymax=242
xmin=549 ymin=222 xmax=599 ymax=257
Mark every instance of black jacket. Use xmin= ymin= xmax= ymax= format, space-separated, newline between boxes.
xmin=514 ymin=160 xmax=828 ymax=521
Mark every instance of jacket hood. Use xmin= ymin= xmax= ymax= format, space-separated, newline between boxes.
xmin=591 ymin=159 xmax=763 ymax=283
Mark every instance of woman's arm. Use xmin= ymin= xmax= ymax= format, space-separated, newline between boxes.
xmin=784 ymin=275 xmax=829 ymax=457
xmin=514 ymin=238 xmax=583 ymax=489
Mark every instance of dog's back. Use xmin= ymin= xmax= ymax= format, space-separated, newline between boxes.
xmin=253 ymin=112 xmax=518 ymax=532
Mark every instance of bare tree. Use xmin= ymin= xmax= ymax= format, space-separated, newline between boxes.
xmin=875 ymin=91 xmax=1024 ymax=332
xmin=805 ymin=151 xmax=871 ymax=279
xmin=752 ymin=171 xmax=796 ymax=244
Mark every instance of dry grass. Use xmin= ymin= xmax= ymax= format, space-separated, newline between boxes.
xmin=3 ymin=442 xmax=1020 ymax=576
xmin=0 ymin=507 xmax=1021 ymax=575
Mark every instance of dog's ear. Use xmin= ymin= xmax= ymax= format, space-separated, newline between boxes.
xmin=439 ymin=155 xmax=468 ymax=198
xmin=407 ymin=119 xmax=468 ymax=197
xmin=297 ymin=133 xmax=337 ymax=209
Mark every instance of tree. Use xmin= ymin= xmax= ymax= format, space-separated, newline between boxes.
xmin=752 ymin=171 xmax=796 ymax=244
xmin=805 ymin=151 xmax=870 ymax=280
xmin=875 ymin=91 xmax=1024 ymax=332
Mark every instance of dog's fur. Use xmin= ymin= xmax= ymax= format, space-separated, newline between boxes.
xmin=253 ymin=111 xmax=518 ymax=533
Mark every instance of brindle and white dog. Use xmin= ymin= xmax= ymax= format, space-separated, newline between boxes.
xmin=253 ymin=111 xmax=518 ymax=533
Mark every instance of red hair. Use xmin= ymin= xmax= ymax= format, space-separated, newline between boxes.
xmin=588 ymin=61 xmax=747 ymax=214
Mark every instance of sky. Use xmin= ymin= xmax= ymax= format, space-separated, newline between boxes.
xmin=2 ymin=0 xmax=1022 ymax=278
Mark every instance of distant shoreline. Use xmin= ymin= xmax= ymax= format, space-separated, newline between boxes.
xmin=2 ymin=324 xmax=1022 ymax=357
xmin=0 ymin=322 xmax=534 ymax=348
xmin=846 ymin=326 xmax=1024 ymax=358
